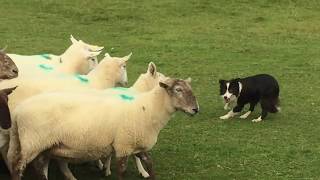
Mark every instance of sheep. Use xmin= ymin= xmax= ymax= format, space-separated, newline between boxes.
xmin=0 ymin=52 xmax=130 ymax=173
xmin=7 ymin=35 xmax=103 ymax=77
xmin=0 ymin=52 xmax=131 ymax=109
xmin=0 ymin=49 xmax=19 ymax=80
xmin=97 ymin=61 xmax=165 ymax=178
xmin=8 ymin=77 xmax=199 ymax=180
xmin=55 ymin=62 xmax=164 ymax=180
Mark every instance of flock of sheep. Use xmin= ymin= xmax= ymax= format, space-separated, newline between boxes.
xmin=0 ymin=35 xmax=200 ymax=180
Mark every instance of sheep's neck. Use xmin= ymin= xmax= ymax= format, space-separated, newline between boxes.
xmin=140 ymin=87 xmax=175 ymax=134
xmin=87 ymin=68 xmax=116 ymax=89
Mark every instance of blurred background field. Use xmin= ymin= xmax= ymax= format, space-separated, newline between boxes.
xmin=0 ymin=0 xmax=320 ymax=179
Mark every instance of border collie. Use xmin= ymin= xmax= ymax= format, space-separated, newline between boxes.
xmin=219 ymin=74 xmax=280 ymax=122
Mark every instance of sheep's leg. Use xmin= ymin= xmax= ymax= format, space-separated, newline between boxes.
xmin=1 ymin=143 xmax=10 ymax=171
xmin=96 ymin=160 xmax=104 ymax=171
xmin=103 ymin=155 xmax=112 ymax=176
xmin=136 ymin=152 xmax=155 ymax=180
xmin=57 ymin=160 xmax=77 ymax=180
xmin=117 ymin=156 xmax=128 ymax=180
xmin=134 ymin=155 xmax=150 ymax=178
xmin=31 ymin=154 xmax=50 ymax=180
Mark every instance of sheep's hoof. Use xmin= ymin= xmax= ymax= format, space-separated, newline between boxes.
xmin=140 ymin=172 xmax=150 ymax=178
xmin=105 ymin=169 xmax=112 ymax=177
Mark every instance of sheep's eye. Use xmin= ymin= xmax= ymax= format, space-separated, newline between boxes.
xmin=175 ymin=88 xmax=183 ymax=93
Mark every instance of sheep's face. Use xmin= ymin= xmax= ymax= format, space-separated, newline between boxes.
xmin=100 ymin=52 xmax=132 ymax=87
xmin=0 ymin=86 xmax=17 ymax=129
xmin=0 ymin=51 xmax=18 ymax=80
xmin=133 ymin=62 xmax=165 ymax=92
xmin=160 ymin=78 xmax=199 ymax=115
xmin=63 ymin=35 xmax=103 ymax=74
xmin=113 ymin=58 xmax=128 ymax=87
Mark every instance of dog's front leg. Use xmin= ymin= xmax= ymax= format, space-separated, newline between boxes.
xmin=220 ymin=104 xmax=244 ymax=119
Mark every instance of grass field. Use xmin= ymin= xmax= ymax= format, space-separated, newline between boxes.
xmin=1 ymin=0 xmax=320 ymax=179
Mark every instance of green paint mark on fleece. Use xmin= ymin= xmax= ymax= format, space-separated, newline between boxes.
xmin=112 ymin=87 xmax=129 ymax=91
xmin=38 ymin=64 xmax=53 ymax=71
xmin=119 ymin=94 xmax=135 ymax=101
xmin=75 ymin=74 xmax=89 ymax=83
xmin=39 ymin=54 xmax=51 ymax=60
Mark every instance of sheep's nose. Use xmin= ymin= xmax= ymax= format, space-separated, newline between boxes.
xmin=192 ymin=108 xmax=199 ymax=114
xmin=12 ymin=69 xmax=18 ymax=74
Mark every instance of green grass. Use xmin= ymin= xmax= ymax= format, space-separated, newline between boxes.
xmin=1 ymin=0 xmax=320 ymax=179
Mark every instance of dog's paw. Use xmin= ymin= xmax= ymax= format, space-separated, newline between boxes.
xmin=240 ymin=111 xmax=251 ymax=119
xmin=220 ymin=114 xmax=230 ymax=119
xmin=252 ymin=116 xmax=262 ymax=122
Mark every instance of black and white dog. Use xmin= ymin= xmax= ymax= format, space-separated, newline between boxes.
xmin=219 ymin=74 xmax=280 ymax=122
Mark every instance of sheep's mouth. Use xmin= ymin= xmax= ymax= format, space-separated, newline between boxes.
xmin=0 ymin=73 xmax=18 ymax=79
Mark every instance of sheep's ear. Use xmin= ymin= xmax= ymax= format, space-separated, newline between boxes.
xmin=159 ymin=82 xmax=169 ymax=89
xmin=0 ymin=45 xmax=8 ymax=53
xmin=0 ymin=99 xmax=11 ymax=129
xmin=94 ymin=46 xmax=104 ymax=52
xmin=2 ymin=86 xmax=17 ymax=96
xmin=104 ymin=53 xmax=111 ymax=58
xmin=85 ymin=50 xmax=101 ymax=58
xmin=122 ymin=52 xmax=132 ymax=62
xmin=147 ymin=62 xmax=157 ymax=77
xmin=159 ymin=78 xmax=173 ymax=89
xmin=70 ymin=35 xmax=78 ymax=44
xmin=185 ymin=77 xmax=192 ymax=83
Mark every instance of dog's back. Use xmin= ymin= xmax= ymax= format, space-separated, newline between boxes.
xmin=241 ymin=74 xmax=280 ymax=112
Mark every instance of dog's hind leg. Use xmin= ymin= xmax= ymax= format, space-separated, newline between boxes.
xmin=240 ymin=101 xmax=257 ymax=119
xmin=252 ymin=99 xmax=269 ymax=122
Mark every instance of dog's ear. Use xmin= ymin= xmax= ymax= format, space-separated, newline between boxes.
xmin=234 ymin=78 xmax=241 ymax=82
xmin=219 ymin=79 xmax=226 ymax=85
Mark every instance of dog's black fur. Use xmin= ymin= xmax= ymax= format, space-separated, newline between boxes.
xmin=219 ymin=74 xmax=280 ymax=120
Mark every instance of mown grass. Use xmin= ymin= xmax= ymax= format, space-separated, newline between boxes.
xmin=1 ymin=0 xmax=320 ymax=179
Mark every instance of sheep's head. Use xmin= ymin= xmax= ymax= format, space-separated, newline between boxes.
xmin=160 ymin=78 xmax=199 ymax=116
xmin=0 ymin=49 xmax=18 ymax=80
xmin=97 ymin=52 xmax=131 ymax=87
xmin=0 ymin=86 xmax=17 ymax=129
xmin=60 ymin=35 xmax=104 ymax=74
xmin=132 ymin=62 xmax=166 ymax=92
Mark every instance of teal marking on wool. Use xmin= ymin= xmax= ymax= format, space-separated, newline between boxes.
xmin=39 ymin=54 xmax=51 ymax=60
xmin=38 ymin=64 xmax=54 ymax=71
xmin=119 ymin=94 xmax=134 ymax=101
xmin=75 ymin=74 xmax=89 ymax=83
xmin=112 ymin=87 xmax=129 ymax=91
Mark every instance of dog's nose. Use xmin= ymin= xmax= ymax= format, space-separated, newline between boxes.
xmin=224 ymin=96 xmax=228 ymax=100
xmin=192 ymin=108 xmax=199 ymax=114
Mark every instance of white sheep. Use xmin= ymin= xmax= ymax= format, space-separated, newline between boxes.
xmin=8 ymin=35 xmax=103 ymax=77
xmin=0 ymin=52 xmax=130 ymax=172
xmin=56 ymin=62 xmax=164 ymax=180
xmin=8 ymin=77 xmax=199 ymax=180
xmin=0 ymin=52 xmax=131 ymax=109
